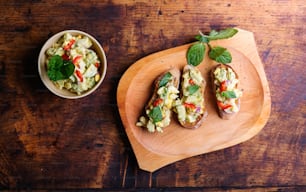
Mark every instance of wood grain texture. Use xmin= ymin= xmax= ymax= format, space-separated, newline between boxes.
xmin=117 ymin=29 xmax=271 ymax=172
xmin=0 ymin=0 xmax=305 ymax=190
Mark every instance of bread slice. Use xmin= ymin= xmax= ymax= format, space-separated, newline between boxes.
xmin=175 ymin=65 xmax=208 ymax=129
xmin=136 ymin=68 xmax=180 ymax=132
xmin=211 ymin=64 xmax=241 ymax=120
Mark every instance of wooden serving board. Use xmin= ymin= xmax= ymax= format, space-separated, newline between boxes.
xmin=117 ymin=28 xmax=271 ymax=172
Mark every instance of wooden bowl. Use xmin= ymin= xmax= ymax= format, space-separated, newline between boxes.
xmin=38 ymin=30 xmax=107 ymax=99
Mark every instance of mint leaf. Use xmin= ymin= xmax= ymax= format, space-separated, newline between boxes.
xmin=209 ymin=46 xmax=232 ymax=64
xmin=195 ymin=34 xmax=209 ymax=43
xmin=47 ymin=55 xmax=75 ymax=81
xmin=48 ymin=55 xmax=63 ymax=70
xmin=187 ymin=28 xmax=237 ymax=67
xmin=207 ymin=28 xmax=238 ymax=40
xmin=48 ymin=70 xmax=65 ymax=81
xmin=187 ymin=42 xmax=205 ymax=66
xmin=62 ymin=60 xmax=75 ymax=77
xmin=149 ymin=106 xmax=163 ymax=123
xmin=222 ymin=90 xmax=237 ymax=98
xmin=209 ymin=30 xmax=218 ymax=37
xmin=159 ymin=72 xmax=172 ymax=87
xmin=188 ymin=85 xmax=200 ymax=94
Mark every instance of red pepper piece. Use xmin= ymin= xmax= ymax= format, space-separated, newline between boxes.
xmin=184 ymin=102 xmax=196 ymax=110
xmin=61 ymin=54 xmax=69 ymax=61
xmin=72 ymin=55 xmax=82 ymax=65
xmin=153 ymin=98 xmax=163 ymax=107
xmin=220 ymin=81 xmax=227 ymax=92
xmin=95 ymin=62 xmax=100 ymax=68
xmin=75 ymin=70 xmax=83 ymax=82
xmin=64 ymin=39 xmax=76 ymax=50
xmin=217 ymin=101 xmax=231 ymax=110
xmin=189 ymin=79 xmax=195 ymax=85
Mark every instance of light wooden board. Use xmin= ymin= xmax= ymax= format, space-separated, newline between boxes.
xmin=117 ymin=28 xmax=271 ymax=172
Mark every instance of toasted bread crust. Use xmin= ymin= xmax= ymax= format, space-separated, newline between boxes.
xmin=211 ymin=64 xmax=240 ymax=120
xmin=178 ymin=65 xmax=207 ymax=129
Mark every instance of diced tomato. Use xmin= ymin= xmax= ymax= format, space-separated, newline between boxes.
xmin=153 ymin=98 xmax=163 ymax=107
xmin=184 ymin=102 xmax=196 ymax=110
xmin=63 ymin=39 xmax=76 ymax=50
xmin=94 ymin=62 xmax=100 ymax=68
xmin=220 ymin=81 xmax=227 ymax=92
xmin=61 ymin=54 xmax=69 ymax=61
xmin=72 ymin=55 xmax=82 ymax=65
xmin=189 ymin=79 xmax=195 ymax=85
xmin=217 ymin=101 xmax=231 ymax=110
xmin=75 ymin=70 xmax=83 ymax=82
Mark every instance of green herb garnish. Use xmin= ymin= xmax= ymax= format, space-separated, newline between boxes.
xmin=187 ymin=28 xmax=238 ymax=66
xmin=159 ymin=72 xmax=172 ymax=87
xmin=221 ymin=90 xmax=237 ymax=99
xmin=47 ymin=55 xmax=75 ymax=81
xmin=187 ymin=43 xmax=205 ymax=67
xmin=149 ymin=106 xmax=163 ymax=123
xmin=207 ymin=28 xmax=238 ymax=40
xmin=188 ymin=84 xmax=200 ymax=94
xmin=209 ymin=46 xmax=232 ymax=64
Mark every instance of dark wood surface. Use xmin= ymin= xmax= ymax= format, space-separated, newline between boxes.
xmin=0 ymin=0 xmax=305 ymax=190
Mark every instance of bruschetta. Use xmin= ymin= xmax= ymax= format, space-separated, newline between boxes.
xmin=136 ymin=68 xmax=180 ymax=132
xmin=174 ymin=65 xmax=208 ymax=129
xmin=211 ymin=64 xmax=242 ymax=119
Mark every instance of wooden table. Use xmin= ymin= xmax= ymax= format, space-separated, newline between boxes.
xmin=0 ymin=0 xmax=305 ymax=190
